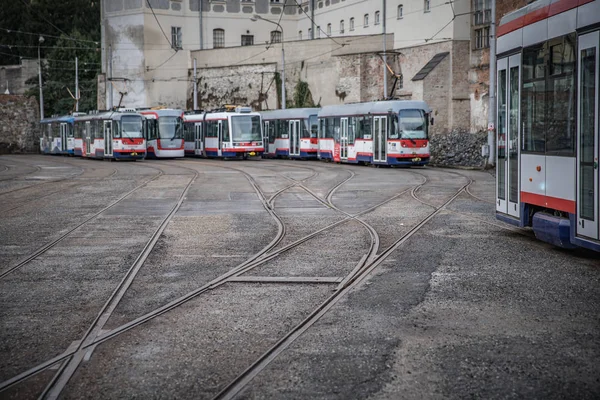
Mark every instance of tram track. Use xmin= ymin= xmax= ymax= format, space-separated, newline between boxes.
xmin=37 ymin=163 xmax=201 ymax=399
xmin=213 ymin=175 xmax=472 ymax=400
xmin=0 ymin=161 xmax=449 ymax=397
xmin=0 ymin=164 xmax=163 ymax=279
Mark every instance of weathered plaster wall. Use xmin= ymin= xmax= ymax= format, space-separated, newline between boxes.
xmin=0 ymin=95 xmax=39 ymax=153
xmin=0 ymin=60 xmax=39 ymax=96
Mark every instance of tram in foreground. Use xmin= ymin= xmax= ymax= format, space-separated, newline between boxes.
xmin=495 ymin=0 xmax=600 ymax=252
xmin=317 ymin=100 xmax=431 ymax=166
xmin=72 ymin=110 xmax=146 ymax=160
xmin=39 ymin=115 xmax=74 ymax=155
xmin=260 ymin=108 xmax=319 ymax=159
xmin=183 ymin=105 xmax=264 ymax=159
xmin=139 ymin=108 xmax=185 ymax=158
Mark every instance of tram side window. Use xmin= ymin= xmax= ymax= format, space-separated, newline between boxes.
xmin=357 ymin=116 xmax=372 ymax=139
xmin=301 ymin=120 xmax=311 ymax=138
xmin=267 ymin=122 xmax=275 ymax=142
xmin=278 ymin=120 xmax=288 ymax=139
xmin=146 ymin=119 xmax=158 ymax=140
xmin=546 ymin=34 xmax=576 ymax=156
xmin=309 ymin=115 xmax=318 ymax=138
xmin=183 ymin=122 xmax=192 ymax=141
xmin=222 ymin=120 xmax=230 ymax=142
xmin=522 ymin=44 xmax=546 ymax=153
xmin=112 ymin=121 xmax=121 ymax=138
xmin=205 ymin=121 xmax=218 ymax=137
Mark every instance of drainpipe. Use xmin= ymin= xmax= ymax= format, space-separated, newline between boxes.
xmin=199 ymin=0 xmax=203 ymax=49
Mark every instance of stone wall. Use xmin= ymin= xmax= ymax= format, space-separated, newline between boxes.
xmin=0 ymin=95 xmax=40 ymax=154
xmin=430 ymin=130 xmax=487 ymax=168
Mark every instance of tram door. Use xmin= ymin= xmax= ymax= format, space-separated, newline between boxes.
xmin=289 ymin=120 xmax=300 ymax=156
xmin=496 ymin=54 xmax=521 ymax=218
xmin=217 ymin=120 xmax=223 ymax=156
xmin=85 ymin=122 xmax=92 ymax=156
xmin=373 ymin=116 xmax=387 ymax=163
xmin=340 ymin=118 xmax=349 ymax=160
xmin=60 ymin=123 xmax=68 ymax=152
xmin=262 ymin=121 xmax=269 ymax=152
xmin=195 ymin=123 xmax=203 ymax=155
xmin=577 ymin=32 xmax=599 ymax=240
xmin=103 ymin=121 xmax=113 ymax=157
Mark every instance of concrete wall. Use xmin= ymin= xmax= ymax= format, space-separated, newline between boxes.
xmin=0 ymin=60 xmax=39 ymax=96
xmin=0 ymin=95 xmax=39 ymax=154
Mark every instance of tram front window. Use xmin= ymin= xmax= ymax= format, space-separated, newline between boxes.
xmin=231 ymin=115 xmax=262 ymax=142
xmin=121 ymin=116 xmax=144 ymax=139
xmin=398 ymin=109 xmax=428 ymax=139
xmin=158 ymin=116 xmax=184 ymax=139
xmin=309 ymin=115 xmax=318 ymax=138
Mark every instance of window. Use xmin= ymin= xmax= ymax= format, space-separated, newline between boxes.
xmin=424 ymin=0 xmax=430 ymax=12
xmin=299 ymin=30 xmax=302 ymax=40
xmin=270 ymin=30 xmax=282 ymax=43
xmin=474 ymin=27 xmax=489 ymax=49
xmin=317 ymin=26 xmax=321 ymax=38
xmin=473 ymin=0 xmax=491 ymax=25
xmin=308 ymin=28 xmax=312 ymax=38
xmin=375 ymin=11 xmax=380 ymax=25
xmin=171 ymin=26 xmax=182 ymax=49
xmin=327 ymin=23 xmax=331 ymax=35
xmin=398 ymin=4 xmax=403 ymax=18
xmin=522 ymin=44 xmax=546 ymax=153
xmin=241 ymin=35 xmax=254 ymax=46
xmin=340 ymin=20 xmax=344 ymax=34
xmin=350 ymin=17 xmax=354 ymax=31
xmin=213 ymin=29 xmax=224 ymax=48
xmin=364 ymin=14 xmax=369 ymax=27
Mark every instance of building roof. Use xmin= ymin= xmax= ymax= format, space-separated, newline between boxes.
xmin=412 ymin=52 xmax=449 ymax=81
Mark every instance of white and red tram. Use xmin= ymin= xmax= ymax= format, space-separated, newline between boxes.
xmin=183 ymin=106 xmax=264 ymax=159
xmin=317 ymin=100 xmax=431 ymax=166
xmin=73 ymin=110 xmax=146 ymax=160
xmin=495 ymin=0 xmax=600 ymax=251
xmin=139 ymin=108 xmax=185 ymax=158
xmin=260 ymin=108 xmax=319 ymax=159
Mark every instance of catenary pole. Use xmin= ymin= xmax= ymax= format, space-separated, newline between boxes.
xmin=487 ymin=0 xmax=496 ymax=166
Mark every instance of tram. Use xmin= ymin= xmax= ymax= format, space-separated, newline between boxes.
xmin=495 ymin=0 xmax=600 ymax=252
xmin=139 ymin=108 xmax=185 ymax=158
xmin=317 ymin=100 xmax=431 ymax=166
xmin=183 ymin=106 xmax=264 ymax=159
xmin=73 ymin=110 xmax=146 ymax=160
xmin=39 ymin=115 xmax=75 ymax=155
xmin=260 ymin=108 xmax=319 ymax=159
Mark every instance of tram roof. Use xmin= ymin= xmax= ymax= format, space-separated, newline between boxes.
xmin=40 ymin=115 xmax=74 ymax=123
xmin=138 ymin=108 xmax=184 ymax=118
xmin=318 ymin=100 xmax=431 ymax=118
xmin=260 ymin=108 xmax=320 ymax=120
xmin=73 ymin=111 xmax=142 ymax=122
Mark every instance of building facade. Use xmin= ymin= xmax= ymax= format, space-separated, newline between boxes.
xmin=100 ymin=0 xmax=524 ymax=166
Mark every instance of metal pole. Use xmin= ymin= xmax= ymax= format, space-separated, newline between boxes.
xmin=199 ymin=0 xmax=203 ymax=49
xmin=310 ymin=0 xmax=315 ymax=40
xmin=108 ymin=44 xmax=113 ymax=110
xmin=193 ymin=58 xmax=198 ymax=110
xmin=382 ymin=0 xmax=387 ymax=99
xmin=38 ymin=37 xmax=44 ymax=120
xmin=75 ymin=56 xmax=79 ymax=112
xmin=281 ymin=44 xmax=286 ymax=109
xmin=487 ymin=0 xmax=496 ymax=166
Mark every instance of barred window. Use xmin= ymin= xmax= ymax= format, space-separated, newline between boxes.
xmin=241 ymin=35 xmax=254 ymax=46
xmin=350 ymin=18 xmax=354 ymax=31
xmin=424 ymin=0 xmax=430 ymax=12
xmin=474 ymin=27 xmax=490 ymax=49
xmin=398 ymin=4 xmax=403 ymax=18
xmin=213 ymin=29 xmax=225 ymax=48
xmin=270 ymin=30 xmax=282 ymax=43
xmin=364 ymin=14 xmax=369 ymax=27
xmin=327 ymin=23 xmax=331 ymax=35
xmin=375 ymin=11 xmax=380 ymax=25
xmin=340 ymin=20 xmax=344 ymax=34
xmin=171 ymin=27 xmax=182 ymax=49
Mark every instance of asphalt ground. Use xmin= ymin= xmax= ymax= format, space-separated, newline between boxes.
xmin=0 ymin=154 xmax=598 ymax=400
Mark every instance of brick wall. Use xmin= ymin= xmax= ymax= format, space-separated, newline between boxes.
xmin=0 ymin=95 xmax=39 ymax=154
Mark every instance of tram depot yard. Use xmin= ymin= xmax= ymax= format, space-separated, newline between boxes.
xmin=0 ymin=155 xmax=598 ymax=399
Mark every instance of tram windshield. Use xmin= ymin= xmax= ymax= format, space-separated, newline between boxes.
xmin=121 ymin=116 xmax=144 ymax=139
xmin=158 ymin=116 xmax=184 ymax=139
xmin=230 ymin=115 xmax=262 ymax=142
xmin=398 ymin=109 xmax=428 ymax=139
